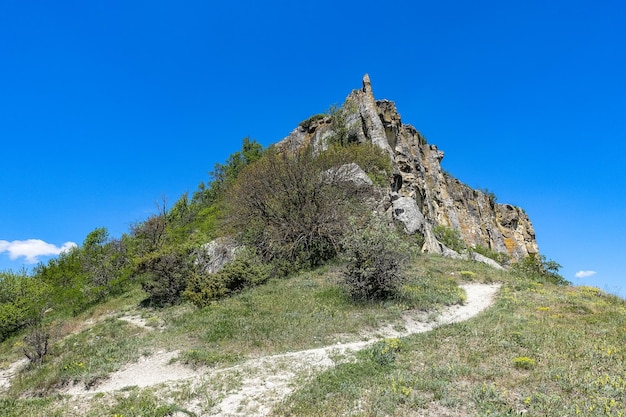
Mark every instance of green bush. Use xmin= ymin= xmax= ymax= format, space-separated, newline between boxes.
xmin=33 ymin=229 xmax=131 ymax=315
xmin=328 ymin=100 xmax=359 ymax=146
xmin=369 ymin=338 xmax=402 ymax=366
xmin=80 ymin=227 xmax=132 ymax=301
xmin=184 ymin=248 xmax=271 ymax=308
xmin=433 ymin=225 xmax=467 ymax=253
xmin=137 ymin=246 xmax=194 ymax=306
xmin=471 ymin=244 xmax=511 ymax=265
xmin=319 ymin=142 xmax=393 ymax=187
xmin=512 ymin=356 xmax=536 ymax=370
xmin=226 ymin=146 xmax=365 ymax=268
xmin=299 ymin=113 xmax=327 ymax=130
xmin=341 ymin=220 xmax=410 ymax=301
xmin=481 ymin=188 xmax=498 ymax=204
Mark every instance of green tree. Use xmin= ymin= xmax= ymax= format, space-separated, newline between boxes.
xmin=193 ymin=137 xmax=265 ymax=206
xmin=34 ymin=247 xmax=87 ymax=314
xmin=0 ymin=271 xmax=51 ymax=341
xmin=81 ymin=227 xmax=131 ymax=300
xmin=130 ymin=197 xmax=169 ymax=258
xmin=512 ymin=253 xmax=569 ymax=285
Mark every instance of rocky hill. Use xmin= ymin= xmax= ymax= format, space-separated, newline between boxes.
xmin=278 ymin=75 xmax=538 ymax=263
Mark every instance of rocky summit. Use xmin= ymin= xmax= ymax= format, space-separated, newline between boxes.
xmin=278 ymin=75 xmax=538 ymax=263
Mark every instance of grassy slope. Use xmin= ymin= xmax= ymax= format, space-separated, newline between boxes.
xmin=2 ymin=255 xmax=625 ymax=416
xmin=275 ymin=270 xmax=626 ymax=416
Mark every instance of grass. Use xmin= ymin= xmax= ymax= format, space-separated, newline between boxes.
xmin=0 ymin=255 xmax=468 ymax=415
xmin=9 ymin=317 xmax=151 ymax=396
xmin=275 ymin=279 xmax=626 ymax=416
xmin=153 ymin=261 xmax=466 ymax=363
xmin=4 ymin=255 xmax=623 ymax=416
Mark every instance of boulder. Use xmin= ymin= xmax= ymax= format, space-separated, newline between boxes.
xmin=197 ymin=237 xmax=241 ymax=274
xmin=391 ymin=193 xmax=424 ymax=235
xmin=323 ymin=163 xmax=373 ymax=188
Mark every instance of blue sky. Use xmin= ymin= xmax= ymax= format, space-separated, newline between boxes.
xmin=1 ymin=1 xmax=624 ymax=297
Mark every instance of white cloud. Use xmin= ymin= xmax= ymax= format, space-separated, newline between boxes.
xmin=0 ymin=239 xmax=78 ymax=264
xmin=575 ymin=270 xmax=597 ymax=278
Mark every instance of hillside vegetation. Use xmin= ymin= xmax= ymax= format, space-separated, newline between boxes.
xmin=1 ymin=131 xmax=624 ymax=416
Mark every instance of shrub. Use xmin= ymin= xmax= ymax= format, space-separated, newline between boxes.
xmin=471 ymin=244 xmax=511 ymax=265
xmin=481 ymin=188 xmax=498 ymax=204
xmin=460 ymin=270 xmax=476 ymax=280
xmin=299 ymin=113 xmax=327 ymax=130
xmin=130 ymin=213 xmax=167 ymax=256
xmin=341 ymin=220 xmax=410 ymax=301
xmin=512 ymin=356 xmax=536 ymax=370
xmin=328 ymin=100 xmax=359 ymax=146
xmin=22 ymin=322 xmax=50 ymax=365
xmin=369 ymin=338 xmax=402 ymax=366
xmin=226 ymin=146 xmax=366 ymax=269
xmin=184 ymin=248 xmax=271 ymax=308
xmin=80 ymin=227 xmax=131 ymax=301
xmin=33 ymin=248 xmax=90 ymax=315
xmin=318 ymin=142 xmax=393 ymax=187
xmin=433 ymin=225 xmax=467 ymax=253
xmin=137 ymin=246 xmax=194 ymax=306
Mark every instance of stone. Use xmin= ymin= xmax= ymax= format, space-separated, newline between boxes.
xmin=323 ymin=163 xmax=373 ymax=188
xmin=469 ymin=252 xmax=506 ymax=270
xmin=197 ymin=237 xmax=241 ymax=274
xmin=391 ymin=194 xmax=424 ymax=234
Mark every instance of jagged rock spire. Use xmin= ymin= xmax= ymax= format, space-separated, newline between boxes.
xmin=362 ymin=74 xmax=374 ymax=98
xmin=352 ymin=74 xmax=394 ymax=158
xmin=277 ymin=76 xmax=539 ymax=262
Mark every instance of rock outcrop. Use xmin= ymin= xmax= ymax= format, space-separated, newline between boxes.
xmin=277 ymin=75 xmax=539 ymax=262
xmin=197 ymin=237 xmax=241 ymax=274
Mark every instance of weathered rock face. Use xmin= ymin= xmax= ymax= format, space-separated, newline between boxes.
xmin=198 ymin=237 xmax=241 ymax=274
xmin=277 ymin=75 xmax=539 ymax=262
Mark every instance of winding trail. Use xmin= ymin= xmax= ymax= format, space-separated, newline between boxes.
xmin=60 ymin=282 xmax=500 ymax=416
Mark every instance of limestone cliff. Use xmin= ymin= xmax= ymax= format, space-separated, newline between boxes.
xmin=278 ymin=75 xmax=539 ymax=262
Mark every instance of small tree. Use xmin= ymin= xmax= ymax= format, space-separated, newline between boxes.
xmin=81 ymin=227 xmax=130 ymax=300
xmin=192 ymin=137 xmax=265 ymax=207
xmin=130 ymin=201 xmax=168 ymax=257
xmin=512 ymin=253 xmax=569 ymax=285
xmin=22 ymin=316 xmax=51 ymax=366
xmin=34 ymin=248 xmax=88 ymax=315
xmin=341 ymin=220 xmax=411 ymax=301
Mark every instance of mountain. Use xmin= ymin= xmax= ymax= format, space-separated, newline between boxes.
xmin=278 ymin=75 xmax=537 ymax=263
xmin=4 ymin=76 xmax=626 ymax=417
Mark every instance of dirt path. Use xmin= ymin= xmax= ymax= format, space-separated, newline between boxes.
xmin=0 ymin=358 xmax=28 ymax=391
xmin=61 ymin=283 xmax=500 ymax=416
